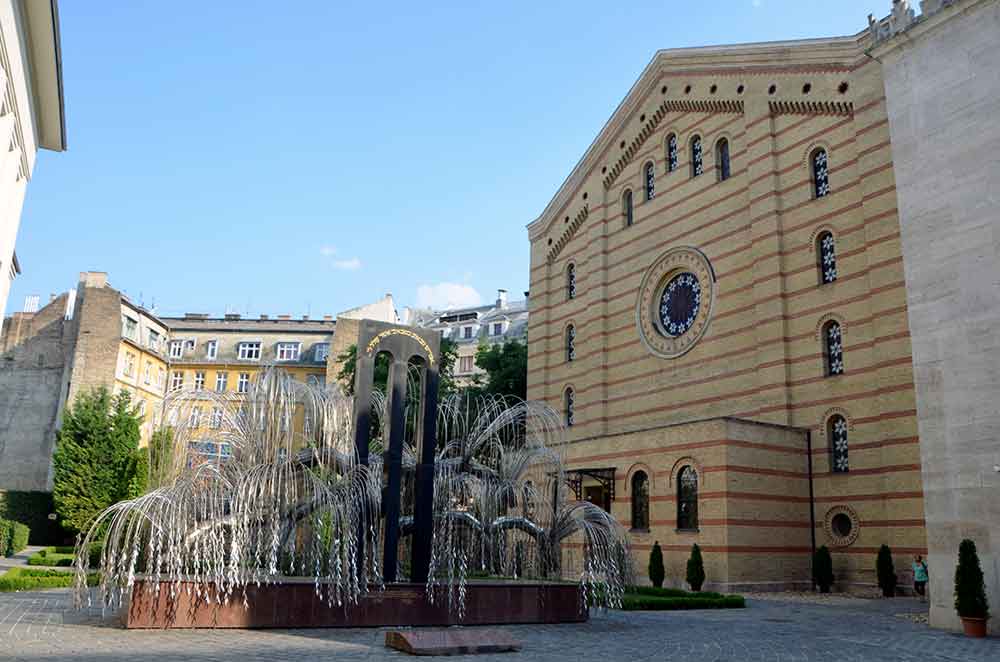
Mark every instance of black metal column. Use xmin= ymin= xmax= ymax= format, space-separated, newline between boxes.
xmin=410 ymin=366 xmax=439 ymax=584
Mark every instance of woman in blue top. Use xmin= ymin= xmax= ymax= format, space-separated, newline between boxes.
xmin=912 ymin=555 xmax=928 ymax=601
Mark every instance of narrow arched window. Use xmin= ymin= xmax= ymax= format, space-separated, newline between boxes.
xmin=631 ymin=471 xmax=649 ymax=530
xmin=715 ymin=138 xmax=731 ymax=181
xmin=566 ymin=324 xmax=576 ymax=362
xmin=690 ymin=135 xmax=703 ymax=177
xmin=644 ymin=162 xmax=655 ymax=200
xmin=829 ymin=415 xmax=849 ymax=473
xmin=823 ymin=320 xmax=844 ymax=376
xmin=564 ymin=387 xmax=575 ymax=427
xmin=812 ymin=148 xmax=830 ymax=198
xmin=623 ymin=189 xmax=634 ymax=227
xmin=677 ymin=466 xmax=698 ymax=530
xmin=566 ymin=263 xmax=576 ymax=300
xmin=817 ymin=231 xmax=837 ymax=284
xmin=666 ymin=133 xmax=678 ymax=172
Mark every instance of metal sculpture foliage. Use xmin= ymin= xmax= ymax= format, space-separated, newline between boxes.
xmin=74 ymin=368 xmax=631 ymax=617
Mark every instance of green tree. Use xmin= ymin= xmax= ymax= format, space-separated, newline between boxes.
xmin=336 ymin=339 xmax=459 ymax=398
xmin=812 ymin=545 xmax=835 ymax=593
xmin=686 ymin=543 xmax=706 ymax=592
xmin=146 ymin=427 xmax=175 ymax=488
xmin=954 ymin=539 xmax=989 ymax=619
xmin=648 ymin=540 xmax=665 ymax=588
xmin=473 ymin=339 xmax=528 ymax=400
xmin=52 ymin=387 xmax=145 ymax=534
xmin=876 ymin=544 xmax=896 ymax=597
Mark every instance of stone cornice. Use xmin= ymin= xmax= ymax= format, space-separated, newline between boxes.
xmin=546 ymin=204 xmax=589 ymax=264
xmin=769 ymin=100 xmax=854 ymax=117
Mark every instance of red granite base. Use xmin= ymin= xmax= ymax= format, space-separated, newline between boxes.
xmin=123 ymin=579 xmax=587 ymax=629
xmin=385 ymin=629 xmax=522 ymax=655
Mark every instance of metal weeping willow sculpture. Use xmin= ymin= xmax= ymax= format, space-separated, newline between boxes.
xmin=74 ymin=321 xmax=631 ymax=625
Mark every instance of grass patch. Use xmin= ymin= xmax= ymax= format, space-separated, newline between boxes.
xmin=616 ymin=586 xmax=745 ymax=611
xmin=0 ymin=567 xmax=98 ymax=592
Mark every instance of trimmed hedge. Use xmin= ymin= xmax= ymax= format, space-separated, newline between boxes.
xmin=27 ymin=544 xmax=102 ymax=568
xmin=0 ymin=491 xmax=62 ymax=545
xmin=619 ymin=593 xmax=745 ymax=611
xmin=0 ymin=519 xmax=31 ymax=557
xmin=0 ymin=567 xmax=98 ymax=592
xmin=629 ymin=585 xmax=727 ymax=600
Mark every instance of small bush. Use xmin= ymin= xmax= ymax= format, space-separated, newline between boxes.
xmin=954 ymin=539 xmax=989 ymax=619
xmin=26 ymin=544 xmax=103 ymax=569
xmin=619 ymin=594 xmax=744 ymax=611
xmin=813 ymin=545 xmax=834 ymax=593
xmin=10 ymin=522 xmax=29 ymax=554
xmin=686 ymin=544 xmax=705 ymax=592
xmin=0 ymin=567 xmax=98 ymax=592
xmin=648 ymin=541 xmax=665 ymax=588
xmin=0 ymin=520 xmax=10 ymax=557
xmin=27 ymin=551 xmax=74 ymax=567
xmin=876 ymin=544 xmax=896 ymax=597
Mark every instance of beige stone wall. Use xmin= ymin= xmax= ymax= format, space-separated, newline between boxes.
xmin=875 ymin=0 xmax=1000 ymax=631
xmin=527 ymin=34 xmax=925 ymax=589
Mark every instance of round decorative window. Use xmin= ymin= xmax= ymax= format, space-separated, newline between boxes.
xmin=636 ymin=247 xmax=715 ymax=359
xmin=823 ymin=505 xmax=860 ymax=547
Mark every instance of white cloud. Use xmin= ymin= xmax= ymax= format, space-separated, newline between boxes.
xmin=752 ymin=0 xmax=761 ymax=7
xmin=332 ymin=258 xmax=362 ymax=271
xmin=320 ymin=246 xmax=361 ymax=271
xmin=416 ymin=282 xmax=482 ymax=310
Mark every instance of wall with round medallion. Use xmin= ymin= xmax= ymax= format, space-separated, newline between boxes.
xmin=823 ymin=505 xmax=860 ymax=547
xmin=635 ymin=247 xmax=716 ymax=359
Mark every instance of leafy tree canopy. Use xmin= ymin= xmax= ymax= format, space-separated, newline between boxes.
xmin=472 ymin=339 xmax=528 ymax=401
xmin=52 ymin=387 xmax=146 ymax=534
xmin=337 ymin=338 xmax=459 ymax=398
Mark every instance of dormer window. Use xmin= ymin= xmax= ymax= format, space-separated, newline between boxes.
xmin=276 ymin=342 xmax=300 ymax=361
xmin=169 ymin=340 xmax=184 ymax=359
xmin=315 ymin=343 xmax=330 ymax=362
xmin=237 ymin=341 xmax=262 ymax=361
xmin=121 ymin=315 xmax=138 ymax=341
xmin=147 ymin=329 xmax=161 ymax=351
xmin=206 ymin=340 xmax=218 ymax=360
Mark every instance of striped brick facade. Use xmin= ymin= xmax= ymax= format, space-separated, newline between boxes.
xmin=526 ymin=34 xmax=925 ymax=591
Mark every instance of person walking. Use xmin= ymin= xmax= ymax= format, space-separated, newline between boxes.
xmin=912 ymin=554 xmax=929 ymax=602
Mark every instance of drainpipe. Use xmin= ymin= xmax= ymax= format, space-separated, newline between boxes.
xmin=806 ymin=429 xmax=817 ymax=590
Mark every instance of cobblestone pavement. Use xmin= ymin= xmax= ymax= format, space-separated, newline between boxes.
xmin=1 ymin=589 xmax=997 ymax=661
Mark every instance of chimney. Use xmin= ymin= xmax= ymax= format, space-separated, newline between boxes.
xmin=496 ymin=289 xmax=508 ymax=310
xmin=184 ymin=313 xmax=209 ymax=319
xmin=322 ymin=314 xmax=333 ymax=321
xmin=277 ymin=314 xmax=291 ymax=321
xmin=301 ymin=315 xmax=309 ymax=321
xmin=259 ymin=314 xmax=269 ymax=320
xmin=79 ymin=271 xmax=108 ymax=289
xmin=523 ymin=290 xmax=530 ymax=307
xmin=224 ymin=313 xmax=241 ymax=320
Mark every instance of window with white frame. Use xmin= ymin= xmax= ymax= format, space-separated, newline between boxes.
xmin=215 ymin=371 xmax=228 ymax=392
xmin=237 ymin=341 xmax=261 ymax=361
xmin=206 ymin=339 xmax=218 ymax=360
xmin=157 ymin=367 xmax=165 ymax=388
xmin=306 ymin=374 xmax=326 ymax=388
xmin=122 ymin=352 xmax=136 ymax=377
xmin=194 ymin=371 xmax=205 ymax=390
xmin=143 ymin=362 xmax=151 ymax=384
xmin=237 ymin=372 xmax=250 ymax=393
xmin=122 ymin=315 xmax=138 ymax=341
xmin=315 ymin=343 xmax=330 ymax=362
xmin=492 ymin=322 xmax=503 ymax=336
xmin=169 ymin=340 xmax=184 ymax=359
xmin=459 ymin=356 xmax=474 ymax=373
xmin=276 ymin=342 xmax=300 ymax=361
xmin=463 ymin=326 xmax=474 ymax=339
xmin=210 ymin=407 xmax=223 ymax=429
xmin=170 ymin=371 xmax=184 ymax=391
xmin=189 ymin=406 xmax=202 ymax=428
xmin=148 ymin=329 xmax=162 ymax=351
xmin=137 ymin=400 xmax=147 ymax=418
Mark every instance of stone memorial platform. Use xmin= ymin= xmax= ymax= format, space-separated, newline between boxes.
xmin=385 ymin=628 xmax=522 ymax=656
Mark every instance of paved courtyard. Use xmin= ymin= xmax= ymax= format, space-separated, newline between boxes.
xmin=0 ymin=588 xmax=997 ymax=661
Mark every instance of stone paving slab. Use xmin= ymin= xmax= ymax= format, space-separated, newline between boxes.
xmin=0 ymin=588 xmax=997 ymax=661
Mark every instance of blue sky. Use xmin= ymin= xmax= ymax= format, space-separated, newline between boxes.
xmin=13 ymin=0 xmax=887 ymax=318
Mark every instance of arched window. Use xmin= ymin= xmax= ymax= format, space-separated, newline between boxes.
xmin=644 ymin=162 xmax=655 ymax=200
xmin=812 ymin=148 xmax=830 ymax=198
xmin=623 ymin=189 xmax=634 ymax=227
xmin=690 ymin=135 xmax=703 ymax=177
xmin=715 ymin=138 xmax=731 ymax=181
xmin=823 ymin=320 xmax=844 ymax=376
xmin=566 ymin=263 xmax=576 ymax=300
xmin=677 ymin=466 xmax=698 ymax=530
xmin=564 ymin=388 xmax=575 ymax=427
xmin=817 ymin=231 xmax=837 ymax=284
xmin=631 ymin=471 xmax=649 ymax=530
xmin=829 ymin=415 xmax=849 ymax=473
xmin=566 ymin=324 xmax=576 ymax=362
xmin=666 ymin=133 xmax=679 ymax=172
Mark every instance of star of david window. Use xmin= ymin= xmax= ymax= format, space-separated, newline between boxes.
xmin=666 ymin=134 xmax=678 ymax=172
xmin=658 ymin=272 xmax=701 ymax=338
xmin=829 ymin=414 xmax=849 ymax=473
xmin=566 ymin=324 xmax=576 ymax=362
xmin=818 ymin=231 xmax=837 ymax=284
xmin=644 ymin=162 xmax=655 ymax=201
xmin=824 ymin=321 xmax=844 ymax=376
xmin=690 ymin=136 xmax=703 ymax=177
xmin=812 ymin=148 xmax=830 ymax=198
